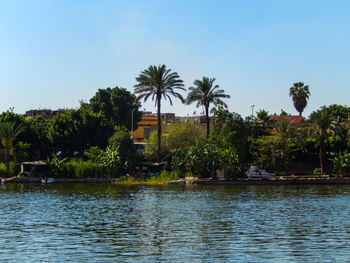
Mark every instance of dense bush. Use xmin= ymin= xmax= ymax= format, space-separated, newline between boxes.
xmin=51 ymin=158 xmax=104 ymax=178
xmin=144 ymin=122 xmax=205 ymax=161
xmin=332 ymin=151 xmax=350 ymax=177
xmin=172 ymin=142 xmax=240 ymax=178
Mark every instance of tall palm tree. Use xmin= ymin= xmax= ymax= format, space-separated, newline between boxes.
xmin=134 ymin=65 xmax=185 ymax=161
xmin=0 ymin=121 xmax=25 ymax=175
xmin=310 ymin=111 xmax=335 ymax=174
xmin=289 ymin=82 xmax=310 ymax=117
xmin=187 ymin=77 xmax=230 ymax=138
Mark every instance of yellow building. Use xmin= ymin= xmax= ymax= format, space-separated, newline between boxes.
xmin=132 ymin=112 xmax=176 ymax=143
xmin=132 ymin=112 xmax=158 ymax=143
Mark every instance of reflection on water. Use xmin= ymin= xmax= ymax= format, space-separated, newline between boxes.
xmin=0 ymin=184 xmax=350 ymax=262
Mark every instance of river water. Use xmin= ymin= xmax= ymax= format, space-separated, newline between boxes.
xmin=0 ymin=183 xmax=350 ymax=262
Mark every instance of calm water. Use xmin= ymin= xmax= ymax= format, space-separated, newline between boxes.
xmin=0 ymin=184 xmax=350 ymax=262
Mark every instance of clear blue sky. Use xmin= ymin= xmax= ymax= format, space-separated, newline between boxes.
xmin=1 ymin=0 xmax=349 ymax=117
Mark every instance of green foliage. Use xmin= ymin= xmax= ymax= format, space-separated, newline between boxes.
xmin=84 ymin=146 xmax=103 ymax=160
xmin=0 ymin=120 xmax=26 ymax=175
xmin=0 ymin=121 xmax=25 ymax=149
xmin=313 ymin=168 xmax=322 ymax=176
xmin=88 ymin=87 xmax=141 ymax=129
xmin=309 ymin=110 xmax=336 ymax=174
xmin=144 ymin=122 xmax=205 ymax=161
xmin=0 ymin=162 xmax=20 ymax=177
xmin=309 ymin=104 xmax=350 ymax=123
xmin=48 ymin=108 xmax=114 ymax=156
xmin=250 ymin=135 xmax=302 ymax=172
xmin=0 ymin=163 xmax=6 ymax=177
xmin=280 ymin=109 xmax=290 ymax=116
xmin=109 ymin=126 xmax=134 ymax=154
xmin=115 ymin=170 xmax=181 ymax=185
xmin=27 ymin=116 xmax=51 ymax=159
xmin=289 ymin=82 xmax=310 ymax=116
xmin=274 ymin=118 xmax=295 ymax=142
xmin=210 ymin=106 xmax=250 ymax=164
xmin=250 ymin=136 xmax=280 ymax=170
xmin=218 ymin=147 xmax=241 ymax=177
xmin=54 ymin=158 xmax=104 ymax=178
xmin=146 ymin=170 xmax=180 ymax=185
xmin=12 ymin=141 xmax=31 ymax=162
xmin=172 ymin=142 xmax=240 ymax=178
xmin=332 ymin=151 xmax=350 ymax=177
xmin=97 ymin=146 xmax=124 ymax=177
xmin=134 ymin=64 xmax=185 ymax=161
xmin=49 ymin=153 xmax=69 ymax=177
xmin=256 ymin=109 xmax=270 ymax=122
xmin=187 ymin=77 xmax=230 ymax=138
xmin=143 ymin=132 xmax=164 ymax=161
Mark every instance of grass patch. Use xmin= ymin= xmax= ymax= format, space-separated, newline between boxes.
xmin=57 ymin=159 xmax=105 ymax=178
xmin=114 ymin=170 xmax=182 ymax=185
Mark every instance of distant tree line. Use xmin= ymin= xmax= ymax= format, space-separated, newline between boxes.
xmin=0 ymin=64 xmax=350 ymax=179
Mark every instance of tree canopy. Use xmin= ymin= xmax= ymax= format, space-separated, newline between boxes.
xmin=134 ymin=64 xmax=185 ymax=161
xmin=89 ymin=87 xmax=141 ymax=130
xmin=48 ymin=108 xmax=114 ymax=156
xmin=289 ymin=82 xmax=310 ymax=117
xmin=187 ymin=77 xmax=230 ymax=138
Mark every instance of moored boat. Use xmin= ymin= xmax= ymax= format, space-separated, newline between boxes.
xmin=41 ymin=178 xmax=55 ymax=184
xmin=245 ymin=166 xmax=275 ymax=180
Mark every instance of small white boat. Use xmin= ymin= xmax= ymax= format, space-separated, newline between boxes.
xmin=41 ymin=178 xmax=55 ymax=184
xmin=245 ymin=166 xmax=275 ymax=180
xmin=0 ymin=179 xmax=4 ymax=184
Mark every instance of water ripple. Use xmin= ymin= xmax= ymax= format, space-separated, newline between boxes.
xmin=1 ymin=184 xmax=350 ymax=262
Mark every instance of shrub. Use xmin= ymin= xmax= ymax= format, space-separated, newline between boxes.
xmin=313 ymin=168 xmax=322 ymax=176
xmin=53 ymin=158 xmax=104 ymax=178
xmin=172 ymin=142 xmax=240 ymax=178
xmin=332 ymin=151 xmax=350 ymax=177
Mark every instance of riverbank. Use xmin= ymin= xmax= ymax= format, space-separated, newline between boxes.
xmin=189 ymin=177 xmax=350 ymax=185
xmin=3 ymin=175 xmax=350 ymax=185
xmin=2 ymin=176 xmax=115 ymax=184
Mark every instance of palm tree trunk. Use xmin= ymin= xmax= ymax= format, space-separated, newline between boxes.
xmin=157 ymin=98 xmax=161 ymax=162
xmin=5 ymin=148 xmax=10 ymax=176
xmin=205 ymin=105 xmax=210 ymax=139
xmin=319 ymin=138 xmax=325 ymax=175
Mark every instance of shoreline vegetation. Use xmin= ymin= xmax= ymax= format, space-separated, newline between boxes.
xmin=0 ymin=67 xmax=350 ymax=183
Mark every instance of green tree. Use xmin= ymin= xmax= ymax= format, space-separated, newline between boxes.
xmin=274 ymin=118 xmax=295 ymax=143
xmin=134 ymin=64 xmax=185 ymax=161
xmin=309 ymin=104 xmax=350 ymax=123
xmin=108 ymin=126 xmax=135 ymax=166
xmin=289 ymin=82 xmax=310 ymax=117
xmin=0 ymin=121 xmax=25 ymax=175
xmin=27 ymin=116 xmax=51 ymax=159
xmin=144 ymin=122 xmax=205 ymax=161
xmin=89 ymin=87 xmax=141 ymax=130
xmin=310 ymin=111 xmax=335 ymax=174
xmin=210 ymin=104 xmax=250 ymax=165
xmin=187 ymin=77 xmax=230 ymax=138
xmin=48 ymin=108 xmax=114 ymax=156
